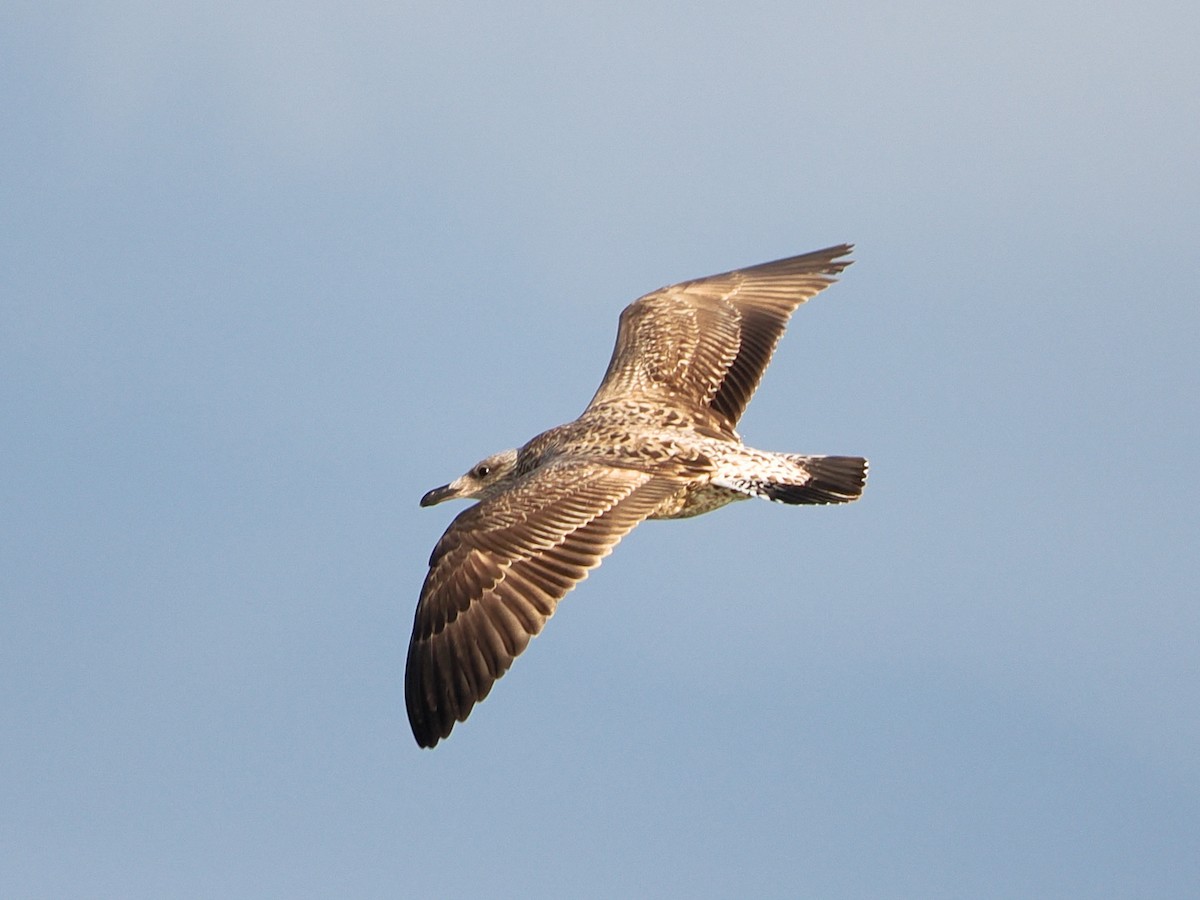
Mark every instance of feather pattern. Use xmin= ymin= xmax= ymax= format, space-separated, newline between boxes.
xmin=587 ymin=244 xmax=853 ymax=432
xmin=407 ymin=459 xmax=688 ymax=747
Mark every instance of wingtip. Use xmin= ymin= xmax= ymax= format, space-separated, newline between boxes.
xmin=818 ymin=242 xmax=855 ymax=270
xmin=414 ymin=732 xmax=441 ymax=750
xmin=407 ymin=702 xmax=451 ymax=749
xmin=729 ymin=243 xmax=856 ymax=280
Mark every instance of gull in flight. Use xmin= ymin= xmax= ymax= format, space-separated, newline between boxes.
xmin=409 ymin=244 xmax=866 ymax=747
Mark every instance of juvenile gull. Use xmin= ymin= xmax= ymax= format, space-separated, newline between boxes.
xmin=409 ymin=244 xmax=866 ymax=747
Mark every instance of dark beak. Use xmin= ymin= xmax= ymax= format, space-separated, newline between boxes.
xmin=420 ymin=483 xmax=457 ymax=507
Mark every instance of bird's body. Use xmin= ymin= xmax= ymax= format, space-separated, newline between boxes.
xmin=409 ymin=244 xmax=867 ymax=747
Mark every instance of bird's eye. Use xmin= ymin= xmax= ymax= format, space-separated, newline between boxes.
xmin=474 ymin=464 xmax=491 ymax=478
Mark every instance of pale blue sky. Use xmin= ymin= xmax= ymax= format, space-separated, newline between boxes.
xmin=3 ymin=2 xmax=1198 ymax=897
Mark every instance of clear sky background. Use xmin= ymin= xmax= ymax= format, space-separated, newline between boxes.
xmin=3 ymin=2 xmax=1198 ymax=897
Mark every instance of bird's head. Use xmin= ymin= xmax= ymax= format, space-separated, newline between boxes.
xmin=420 ymin=449 xmax=520 ymax=507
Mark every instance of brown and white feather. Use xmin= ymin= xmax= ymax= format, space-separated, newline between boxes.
xmin=587 ymin=244 xmax=852 ymax=432
xmin=406 ymin=459 xmax=690 ymax=747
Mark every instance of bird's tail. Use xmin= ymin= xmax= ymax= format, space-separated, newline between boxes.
xmin=753 ymin=455 xmax=868 ymax=505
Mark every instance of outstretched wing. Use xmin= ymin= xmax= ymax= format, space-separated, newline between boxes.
xmin=406 ymin=459 xmax=688 ymax=748
xmin=587 ymin=244 xmax=853 ymax=433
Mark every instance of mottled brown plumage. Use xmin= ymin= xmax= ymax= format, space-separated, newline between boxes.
xmin=409 ymin=244 xmax=866 ymax=747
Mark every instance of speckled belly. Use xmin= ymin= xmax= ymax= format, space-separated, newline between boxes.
xmin=649 ymin=482 xmax=749 ymax=519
